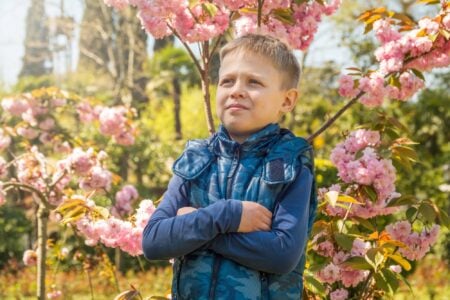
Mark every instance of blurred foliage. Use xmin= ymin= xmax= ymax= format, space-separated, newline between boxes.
xmin=0 ymin=205 xmax=32 ymax=269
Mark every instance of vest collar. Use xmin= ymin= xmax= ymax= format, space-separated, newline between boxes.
xmin=213 ymin=123 xmax=281 ymax=158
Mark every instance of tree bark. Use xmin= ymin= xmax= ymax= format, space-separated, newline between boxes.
xmin=36 ymin=204 xmax=49 ymax=300
xmin=172 ymin=77 xmax=182 ymax=140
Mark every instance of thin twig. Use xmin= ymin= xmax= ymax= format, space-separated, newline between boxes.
xmin=307 ymin=91 xmax=364 ymax=143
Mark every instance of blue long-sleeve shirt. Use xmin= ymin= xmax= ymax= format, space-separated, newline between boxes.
xmin=142 ymin=165 xmax=312 ymax=274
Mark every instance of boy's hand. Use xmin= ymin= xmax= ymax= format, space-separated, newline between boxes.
xmin=238 ymin=201 xmax=272 ymax=233
xmin=177 ymin=206 xmax=197 ymax=216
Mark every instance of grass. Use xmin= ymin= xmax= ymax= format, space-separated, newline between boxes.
xmin=1 ymin=255 xmax=448 ymax=299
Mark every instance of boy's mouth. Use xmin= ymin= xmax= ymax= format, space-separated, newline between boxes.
xmin=226 ymin=103 xmax=248 ymax=110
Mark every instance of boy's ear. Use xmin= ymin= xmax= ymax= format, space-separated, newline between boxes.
xmin=280 ymin=88 xmax=298 ymax=113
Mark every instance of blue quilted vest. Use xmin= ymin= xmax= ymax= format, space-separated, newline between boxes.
xmin=171 ymin=124 xmax=316 ymax=300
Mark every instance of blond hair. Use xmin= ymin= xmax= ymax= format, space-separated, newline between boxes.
xmin=219 ymin=34 xmax=301 ymax=89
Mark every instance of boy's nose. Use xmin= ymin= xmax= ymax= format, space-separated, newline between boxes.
xmin=230 ymin=82 xmax=246 ymax=99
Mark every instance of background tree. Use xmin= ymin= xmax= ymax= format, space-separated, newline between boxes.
xmin=19 ymin=0 xmax=52 ymax=78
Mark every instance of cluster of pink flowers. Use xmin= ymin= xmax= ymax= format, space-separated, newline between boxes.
xmin=23 ymin=249 xmax=38 ymax=266
xmin=76 ymin=199 xmax=155 ymax=256
xmin=47 ymin=290 xmax=62 ymax=299
xmin=338 ymin=6 xmax=450 ymax=107
xmin=0 ymin=128 xmax=11 ymax=151
xmin=59 ymin=147 xmax=112 ymax=192
xmin=111 ymin=184 xmax=139 ymax=217
xmin=104 ymin=0 xmax=341 ymax=50
xmin=106 ymin=0 xmax=229 ymax=42
xmin=330 ymin=288 xmax=349 ymax=300
xmin=1 ymin=95 xmax=58 ymax=144
xmin=0 ymin=185 xmax=5 ymax=206
xmin=234 ymin=0 xmax=341 ymax=50
xmin=386 ymin=221 xmax=440 ymax=260
xmin=314 ymin=237 xmax=370 ymax=288
xmin=98 ymin=106 xmax=136 ymax=145
xmin=77 ymin=101 xmax=136 ymax=145
xmin=328 ymin=129 xmax=398 ymax=216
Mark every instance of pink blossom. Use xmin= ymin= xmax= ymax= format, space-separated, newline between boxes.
xmin=76 ymin=102 xmax=98 ymax=122
xmin=313 ymin=240 xmax=335 ymax=257
xmin=386 ymin=221 xmax=440 ymax=260
xmin=38 ymin=118 xmax=55 ymax=131
xmin=341 ymin=269 xmax=368 ymax=288
xmin=338 ymin=75 xmax=359 ymax=98
xmin=47 ymin=290 xmax=62 ymax=299
xmin=317 ymin=263 xmax=340 ymax=284
xmin=104 ymin=0 xmax=128 ymax=10
xmin=0 ymin=158 xmax=6 ymax=177
xmin=23 ymin=249 xmax=37 ymax=266
xmin=80 ymin=166 xmax=112 ymax=191
xmin=65 ymin=148 xmax=96 ymax=176
xmin=1 ymin=97 xmax=29 ymax=116
xmin=112 ymin=185 xmax=139 ymax=217
xmin=0 ymin=129 xmax=11 ymax=151
xmin=17 ymin=127 xmax=39 ymax=139
xmin=351 ymin=239 xmax=370 ymax=256
xmin=332 ymin=251 xmax=349 ymax=265
xmin=389 ymin=265 xmax=402 ymax=273
xmin=443 ymin=14 xmax=450 ymax=30
xmin=330 ymin=288 xmax=349 ymax=300
xmin=99 ymin=107 xmax=127 ymax=136
xmin=0 ymin=185 xmax=6 ymax=206
xmin=216 ymin=0 xmax=256 ymax=10
xmin=418 ymin=18 xmax=440 ymax=35
xmin=373 ymin=19 xmax=401 ymax=44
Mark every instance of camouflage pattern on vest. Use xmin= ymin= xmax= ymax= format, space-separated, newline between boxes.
xmin=172 ymin=125 xmax=316 ymax=300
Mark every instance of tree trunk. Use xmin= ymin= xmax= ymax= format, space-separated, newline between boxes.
xmin=201 ymin=42 xmax=215 ymax=135
xmin=36 ymin=204 xmax=49 ymax=300
xmin=172 ymin=77 xmax=182 ymax=140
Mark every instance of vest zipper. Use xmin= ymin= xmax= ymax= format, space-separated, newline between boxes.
xmin=260 ymin=272 xmax=269 ymax=300
xmin=209 ymin=146 xmax=240 ymax=299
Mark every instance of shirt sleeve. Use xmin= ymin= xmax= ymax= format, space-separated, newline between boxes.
xmin=142 ymin=174 xmax=243 ymax=261
xmin=208 ymin=166 xmax=313 ymax=274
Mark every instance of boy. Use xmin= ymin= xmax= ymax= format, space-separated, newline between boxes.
xmin=142 ymin=34 xmax=316 ymax=300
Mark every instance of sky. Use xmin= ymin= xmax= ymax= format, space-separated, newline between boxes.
xmin=0 ymin=0 xmax=351 ymax=89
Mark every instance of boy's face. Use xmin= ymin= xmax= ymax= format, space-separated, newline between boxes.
xmin=216 ymin=50 xmax=297 ymax=143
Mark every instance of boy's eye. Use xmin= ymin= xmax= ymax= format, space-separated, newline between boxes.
xmin=219 ymin=78 xmax=233 ymax=86
xmin=249 ymin=79 xmax=262 ymax=85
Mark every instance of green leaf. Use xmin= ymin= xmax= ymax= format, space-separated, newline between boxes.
xmin=353 ymin=217 xmax=377 ymax=231
xmin=272 ymin=8 xmax=295 ymax=25
xmin=411 ymin=69 xmax=425 ymax=81
xmin=334 ymin=233 xmax=355 ymax=251
xmin=201 ymin=3 xmax=218 ymax=17
xmin=384 ymin=268 xmax=400 ymax=293
xmin=341 ymin=256 xmax=373 ymax=270
xmin=388 ymin=254 xmax=411 ymax=271
xmin=392 ymin=145 xmax=418 ymax=161
xmin=436 ymin=206 xmax=450 ymax=228
xmin=440 ymin=29 xmax=450 ymax=40
xmin=338 ymin=194 xmax=363 ymax=205
xmin=418 ymin=202 xmax=437 ymax=224
xmin=406 ymin=207 xmax=417 ymax=221
xmin=387 ymin=117 xmax=410 ymax=134
xmin=374 ymin=272 xmax=392 ymax=293
xmin=303 ymin=273 xmax=326 ymax=296
xmin=364 ymin=22 xmax=374 ymax=34
xmin=397 ymin=273 xmax=413 ymax=293
xmin=362 ymin=185 xmax=378 ymax=202
xmin=417 ymin=0 xmax=440 ymax=5
xmin=386 ymin=195 xmax=418 ymax=207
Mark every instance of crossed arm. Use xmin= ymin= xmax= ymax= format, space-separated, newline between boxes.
xmin=141 ymin=166 xmax=312 ymax=274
